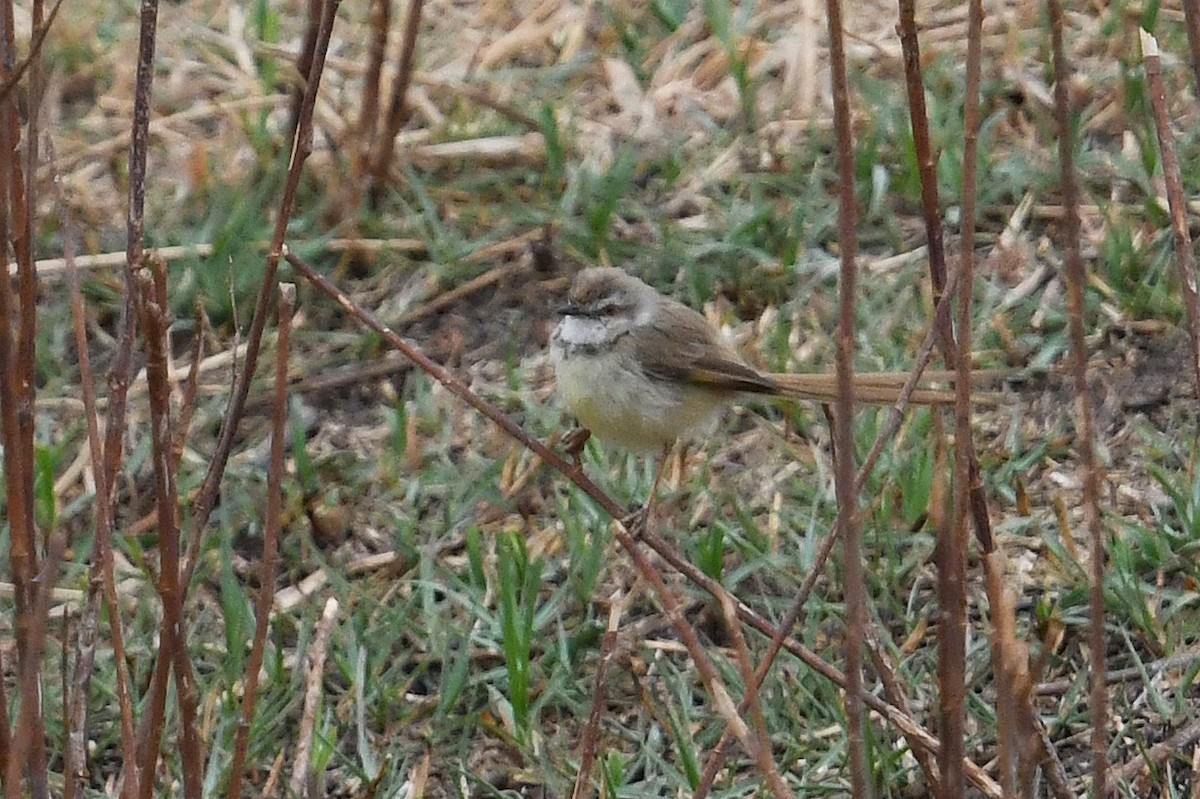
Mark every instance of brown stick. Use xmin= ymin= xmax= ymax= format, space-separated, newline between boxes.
xmin=1109 ymin=715 xmax=1200 ymax=785
xmin=716 ymin=590 xmax=795 ymax=799
xmin=866 ymin=632 xmax=942 ymax=796
xmin=0 ymin=0 xmax=45 ymax=790
xmin=1046 ymin=2 xmax=1109 ymax=795
xmin=618 ymin=526 xmax=768 ymax=777
xmin=357 ymin=0 xmax=390 ymax=143
xmin=50 ymin=138 xmax=139 ymax=799
xmin=170 ymin=301 xmax=206 ymax=467
xmin=0 ymin=629 xmax=8 ymax=795
xmin=0 ymin=0 xmax=63 ymax=105
xmin=289 ymin=597 xmax=340 ymax=798
xmin=1036 ymin=649 xmax=1200 ymax=695
xmin=369 ymin=0 xmax=425 ymax=198
xmin=225 ymin=285 xmax=295 ymax=799
xmin=1141 ymin=28 xmax=1200 ymax=402
xmin=133 ymin=269 xmax=204 ymax=799
xmin=119 ymin=2 xmax=169 ymax=791
xmin=896 ymin=0 xmax=950 ymax=343
xmin=570 ymin=591 xmax=628 ymax=799
xmin=4 ymin=537 xmax=65 ymax=799
xmin=939 ymin=0 xmax=984 ymax=795
xmin=1181 ymin=0 xmax=1200 ymax=97
xmin=823 ymin=0 xmax=869 ymax=793
xmin=289 ymin=0 xmax=323 ymax=137
xmin=985 ymin=550 xmax=1032 ymax=797
xmin=185 ymin=0 xmax=341 ymax=585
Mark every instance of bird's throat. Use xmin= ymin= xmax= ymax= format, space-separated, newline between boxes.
xmin=552 ymin=315 xmax=621 ymax=355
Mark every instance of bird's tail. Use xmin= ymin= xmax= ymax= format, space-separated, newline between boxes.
xmin=766 ymin=369 xmax=1010 ymax=406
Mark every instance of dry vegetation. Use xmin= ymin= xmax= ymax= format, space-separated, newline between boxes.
xmin=2 ymin=0 xmax=1200 ymax=797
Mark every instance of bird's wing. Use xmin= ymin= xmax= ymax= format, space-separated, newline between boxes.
xmin=631 ymin=308 xmax=779 ymax=395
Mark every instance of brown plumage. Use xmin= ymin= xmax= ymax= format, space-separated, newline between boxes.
xmin=550 ymin=267 xmax=986 ymax=450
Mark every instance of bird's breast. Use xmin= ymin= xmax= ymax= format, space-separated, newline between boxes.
xmin=550 ymin=330 xmax=724 ymax=452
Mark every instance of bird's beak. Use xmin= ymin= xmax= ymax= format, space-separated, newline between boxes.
xmin=558 ymin=302 xmax=583 ymax=316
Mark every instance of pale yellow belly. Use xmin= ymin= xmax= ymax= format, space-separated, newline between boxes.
xmin=553 ymin=349 xmax=723 ymax=452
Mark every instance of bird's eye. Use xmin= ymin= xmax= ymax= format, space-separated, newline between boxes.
xmin=600 ymin=304 xmax=620 ymax=316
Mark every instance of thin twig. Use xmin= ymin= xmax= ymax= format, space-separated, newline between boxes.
xmin=985 ymin=551 xmax=1033 ymax=797
xmin=357 ymin=0 xmax=389 ymax=143
xmin=13 ymin=238 xmax=427 ymax=279
xmin=416 ymin=73 xmax=542 ymax=129
xmin=896 ymin=0 xmax=950 ymax=346
xmin=1036 ymin=649 xmax=1200 ymax=695
xmin=226 ymin=284 xmax=295 ymax=799
xmin=1181 ymin=0 xmax=1200 ymax=96
xmin=50 ymin=137 xmax=139 ymax=799
xmin=5 ymin=536 xmax=65 ymax=799
xmin=125 ymin=0 xmax=156 ymax=275
xmin=824 ymin=0 xmax=869 ymax=792
xmin=120 ymin=1 xmax=169 ymax=791
xmin=101 ymin=0 xmax=155 ymax=647
xmin=170 ymin=300 xmax=207 ymax=466
xmin=716 ymin=591 xmax=795 ymax=799
xmin=1140 ymin=28 xmax=1200 ymax=401
xmin=133 ymin=268 xmax=204 ymax=799
xmin=369 ymin=0 xmax=425 ymax=198
xmin=1109 ymin=715 xmax=1200 ymax=785
xmin=570 ymin=589 xmax=629 ymax=799
xmin=866 ymin=631 xmax=942 ymax=796
xmin=940 ymin=0 xmax=984 ymax=795
xmin=0 ymin=0 xmax=63 ymax=105
xmin=0 ymin=635 xmax=8 ymax=796
xmin=0 ymin=0 xmax=45 ymax=790
xmin=289 ymin=597 xmax=340 ymax=799
xmin=1047 ymin=1 xmax=1109 ymax=795
xmin=289 ymin=0 xmax=324 ymax=137
xmin=617 ymin=525 xmax=764 ymax=767
xmin=185 ymin=0 xmax=341 ymax=585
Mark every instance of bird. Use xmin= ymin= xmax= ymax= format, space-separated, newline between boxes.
xmin=549 ymin=266 xmax=963 ymax=454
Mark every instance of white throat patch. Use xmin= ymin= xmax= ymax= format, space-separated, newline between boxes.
xmin=554 ymin=315 xmax=612 ymax=347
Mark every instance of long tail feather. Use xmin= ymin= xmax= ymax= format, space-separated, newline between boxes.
xmin=767 ymin=371 xmax=1005 ymax=406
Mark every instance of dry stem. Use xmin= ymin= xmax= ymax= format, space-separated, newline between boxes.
xmin=51 ymin=139 xmax=139 ymax=799
xmin=940 ymin=0 xmax=984 ymax=795
xmin=1140 ymin=28 xmax=1200 ymax=402
xmin=225 ymin=284 xmax=295 ymax=798
xmin=824 ymin=0 xmax=869 ymax=793
xmin=1047 ymin=1 xmax=1110 ymax=794
xmin=186 ymin=0 xmax=341 ymax=584
xmin=289 ymin=597 xmax=340 ymax=798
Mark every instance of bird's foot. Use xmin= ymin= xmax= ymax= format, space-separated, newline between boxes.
xmin=562 ymin=426 xmax=591 ymax=468
xmin=620 ymin=504 xmax=650 ymax=538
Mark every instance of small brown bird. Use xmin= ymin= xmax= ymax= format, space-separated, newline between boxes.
xmin=550 ymin=267 xmax=962 ymax=453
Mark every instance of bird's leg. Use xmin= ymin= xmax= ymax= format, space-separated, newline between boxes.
xmin=562 ymin=425 xmax=591 ymax=468
xmin=622 ymin=444 xmax=672 ymax=537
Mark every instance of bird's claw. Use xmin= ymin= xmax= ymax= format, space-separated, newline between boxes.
xmin=563 ymin=426 xmax=591 ymax=467
xmin=620 ymin=504 xmax=650 ymax=538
